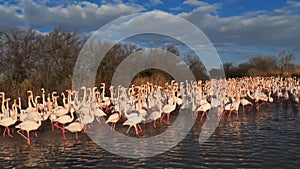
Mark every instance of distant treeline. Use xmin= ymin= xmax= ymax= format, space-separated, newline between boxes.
xmin=209 ymin=50 xmax=299 ymax=79
xmin=0 ymin=27 xmax=298 ymax=104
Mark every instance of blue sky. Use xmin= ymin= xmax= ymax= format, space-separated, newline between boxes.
xmin=0 ymin=0 xmax=299 ymax=65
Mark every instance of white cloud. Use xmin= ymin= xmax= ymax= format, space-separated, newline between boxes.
xmin=179 ymin=1 xmax=300 ymax=51
xmin=183 ymin=0 xmax=207 ymax=6
xmin=0 ymin=0 xmax=299 ymax=63
xmin=0 ymin=0 xmax=144 ymax=32
xmin=0 ymin=4 xmax=22 ymax=29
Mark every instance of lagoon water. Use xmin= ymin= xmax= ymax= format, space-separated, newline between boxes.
xmin=0 ymin=102 xmax=299 ymax=168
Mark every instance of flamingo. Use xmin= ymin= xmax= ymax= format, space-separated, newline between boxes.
xmin=240 ymin=98 xmax=253 ymax=112
xmin=160 ymin=91 xmax=177 ymax=125
xmin=54 ymin=105 xmax=75 ymax=140
xmin=194 ymin=102 xmax=211 ymax=122
xmin=25 ymin=91 xmax=37 ymax=113
xmin=53 ymin=96 xmax=70 ymax=117
xmin=0 ymin=98 xmax=18 ymax=138
xmin=0 ymin=92 xmax=10 ymax=118
xmin=25 ymin=96 xmax=42 ymax=122
xmin=64 ymin=120 xmax=84 ymax=141
xmin=105 ymin=109 xmax=120 ymax=131
xmin=80 ymin=108 xmax=95 ymax=131
xmin=99 ymin=83 xmax=111 ymax=108
xmin=268 ymin=89 xmax=274 ymax=103
xmin=91 ymin=105 xmax=107 ymax=124
xmin=149 ymin=102 xmax=163 ymax=128
xmin=228 ymin=94 xmax=241 ymax=121
xmin=123 ymin=114 xmax=145 ymax=135
xmin=15 ymin=116 xmax=42 ymax=145
xmin=291 ymin=88 xmax=299 ymax=103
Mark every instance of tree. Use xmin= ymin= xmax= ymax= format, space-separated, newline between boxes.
xmin=248 ymin=55 xmax=280 ymax=76
xmin=0 ymin=27 xmax=84 ymax=101
xmin=223 ymin=62 xmax=238 ymax=78
xmin=277 ymin=50 xmax=295 ymax=76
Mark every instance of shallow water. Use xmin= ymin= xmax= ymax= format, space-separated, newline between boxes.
xmin=0 ymin=102 xmax=299 ymax=168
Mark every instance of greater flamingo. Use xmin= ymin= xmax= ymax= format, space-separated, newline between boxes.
xmin=0 ymin=98 xmax=18 ymax=138
xmin=15 ymin=117 xmax=42 ymax=145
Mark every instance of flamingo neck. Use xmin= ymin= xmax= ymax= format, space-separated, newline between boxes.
xmin=1 ymin=93 xmax=6 ymax=115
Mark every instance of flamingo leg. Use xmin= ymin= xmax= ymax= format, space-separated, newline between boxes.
xmin=34 ymin=131 xmax=38 ymax=137
xmin=137 ymin=124 xmax=142 ymax=133
xmin=153 ymin=120 xmax=157 ymax=128
xmin=222 ymin=110 xmax=227 ymax=117
xmin=96 ymin=117 xmax=101 ymax=124
xmin=3 ymin=127 xmax=13 ymax=138
xmin=82 ymin=125 xmax=87 ymax=133
xmin=192 ymin=111 xmax=198 ymax=119
xmin=200 ymin=111 xmax=205 ymax=122
xmin=205 ymin=111 xmax=209 ymax=120
xmin=255 ymin=103 xmax=260 ymax=111
xmin=162 ymin=114 xmax=171 ymax=125
xmin=54 ymin=123 xmax=63 ymax=130
xmin=228 ymin=111 xmax=232 ymax=121
xmin=160 ymin=113 xmax=166 ymax=123
xmin=17 ymin=130 xmax=31 ymax=145
xmin=17 ymin=130 xmax=26 ymax=140
xmin=62 ymin=124 xmax=66 ymax=140
xmin=110 ymin=123 xmax=113 ymax=131
xmin=134 ymin=125 xmax=139 ymax=136
xmin=55 ymin=122 xmax=59 ymax=129
xmin=122 ymin=115 xmax=127 ymax=121
xmin=113 ymin=122 xmax=116 ymax=131
xmin=167 ymin=114 xmax=170 ymax=125
xmin=7 ymin=127 xmax=13 ymax=138
xmin=27 ymin=131 xmax=31 ymax=145
xmin=248 ymin=104 xmax=253 ymax=111
xmin=235 ymin=110 xmax=240 ymax=121
xmin=3 ymin=127 xmax=7 ymax=138
xmin=126 ymin=126 xmax=132 ymax=134
xmin=51 ymin=120 xmax=54 ymax=131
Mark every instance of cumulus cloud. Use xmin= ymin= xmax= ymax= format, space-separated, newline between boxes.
xmin=179 ymin=0 xmax=300 ymax=51
xmin=0 ymin=4 xmax=22 ymax=29
xmin=0 ymin=0 xmax=299 ymax=63
xmin=0 ymin=0 xmax=144 ymax=32
xmin=23 ymin=0 xmax=144 ymax=32
xmin=183 ymin=0 xmax=208 ymax=6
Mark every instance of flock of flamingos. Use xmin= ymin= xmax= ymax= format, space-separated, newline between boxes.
xmin=0 ymin=76 xmax=299 ymax=145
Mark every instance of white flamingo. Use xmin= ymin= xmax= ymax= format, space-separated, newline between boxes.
xmin=105 ymin=110 xmax=120 ymax=131
xmin=240 ymin=98 xmax=253 ymax=112
xmin=15 ymin=116 xmax=42 ymax=145
xmin=91 ymin=105 xmax=107 ymax=124
xmin=194 ymin=102 xmax=211 ymax=122
xmin=54 ymin=105 xmax=75 ymax=140
xmin=123 ymin=114 xmax=145 ymax=135
xmin=64 ymin=119 xmax=84 ymax=141
xmin=0 ymin=98 xmax=18 ymax=138
xmin=149 ymin=102 xmax=163 ymax=128
xmin=160 ymin=91 xmax=176 ymax=125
